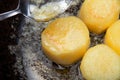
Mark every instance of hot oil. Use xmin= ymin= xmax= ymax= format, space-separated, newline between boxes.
xmin=9 ymin=0 xmax=85 ymax=80
xmin=9 ymin=0 xmax=105 ymax=80
xmin=0 ymin=0 xmax=26 ymax=80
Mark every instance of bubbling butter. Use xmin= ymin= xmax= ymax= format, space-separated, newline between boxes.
xmin=30 ymin=0 xmax=68 ymax=21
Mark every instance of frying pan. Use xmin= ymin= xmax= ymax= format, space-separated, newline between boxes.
xmin=0 ymin=0 xmax=25 ymax=80
xmin=0 ymin=0 xmax=105 ymax=80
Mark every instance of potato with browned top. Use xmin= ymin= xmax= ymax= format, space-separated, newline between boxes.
xmin=78 ymin=0 xmax=120 ymax=34
xmin=105 ymin=20 xmax=120 ymax=56
xmin=80 ymin=44 xmax=120 ymax=80
xmin=41 ymin=16 xmax=90 ymax=66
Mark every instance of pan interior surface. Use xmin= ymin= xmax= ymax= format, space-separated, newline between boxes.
xmin=10 ymin=0 xmax=105 ymax=80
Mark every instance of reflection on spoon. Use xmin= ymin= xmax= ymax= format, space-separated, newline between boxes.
xmin=0 ymin=0 xmax=72 ymax=22
xmin=30 ymin=0 xmax=71 ymax=21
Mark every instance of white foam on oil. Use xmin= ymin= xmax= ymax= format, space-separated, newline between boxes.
xmin=30 ymin=0 xmax=68 ymax=21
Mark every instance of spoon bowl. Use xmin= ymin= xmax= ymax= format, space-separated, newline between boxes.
xmin=0 ymin=0 xmax=72 ymax=21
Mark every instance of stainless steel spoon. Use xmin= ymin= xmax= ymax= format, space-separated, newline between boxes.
xmin=0 ymin=0 xmax=72 ymax=21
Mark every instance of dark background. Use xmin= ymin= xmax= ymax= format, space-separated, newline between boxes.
xmin=0 ymin=0 xmax=25 ymax=80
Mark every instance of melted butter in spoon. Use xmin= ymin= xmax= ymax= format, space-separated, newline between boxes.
xmin=30 ymin=1 xmax=68 ymax=22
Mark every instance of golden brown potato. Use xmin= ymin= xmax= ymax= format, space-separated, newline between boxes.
xmin=80 ymin=44 xmax=120 ymax=80
xmin=78 ymin=0 xmax=120 ymax=34
xmin=41 ymin=16 xmax=90 ymax=66
xmin=104 ymin=20 xmax=120 ymax=56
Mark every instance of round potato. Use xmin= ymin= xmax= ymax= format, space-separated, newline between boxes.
xmin=78 ymin=0 xmax=120 ymax=34
xmin=80 ymin=44 xmax=120 ymax=80
xmin=104 ymin=20 xmax=120 ymax=56
xmin=41 ymin=16 xmax=90 ymax=66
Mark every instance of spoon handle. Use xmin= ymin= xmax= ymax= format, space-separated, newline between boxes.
xmin=0 ymin=9 xmax=21 ymax=21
